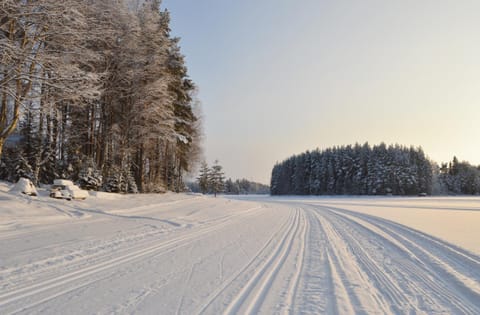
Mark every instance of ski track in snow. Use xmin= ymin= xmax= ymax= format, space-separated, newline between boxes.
xmin=220 ymin=208 xmax=305 ymax=315
xmin=1 ymin=195 xmax=479 ymax=314
xmin=0 ymin=198 xmax=264 ymax=314
xmin=295 ymin=204 xmax=480 ymax=314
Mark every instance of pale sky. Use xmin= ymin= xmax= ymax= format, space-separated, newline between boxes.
xmin=162 ymin=0 xmax=480 ymax=184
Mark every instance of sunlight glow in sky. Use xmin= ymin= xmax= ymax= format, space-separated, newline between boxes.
xmin=163 ymin=0 xmax=480 ymax=184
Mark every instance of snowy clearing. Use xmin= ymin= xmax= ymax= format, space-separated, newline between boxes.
xmin=1 ymin=186 xmax=479 ymax=314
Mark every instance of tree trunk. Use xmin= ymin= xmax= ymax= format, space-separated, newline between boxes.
xmin=136 ymin=145 xmax=145 ymax=193
xmin=33 ymin=165 xmax=41 ymax=186
xmin=0 ymin=138 xmax=4 ymax=158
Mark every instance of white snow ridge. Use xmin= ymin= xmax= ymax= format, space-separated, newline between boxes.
xmin=1 ymin=190 xmax=479 ymax=314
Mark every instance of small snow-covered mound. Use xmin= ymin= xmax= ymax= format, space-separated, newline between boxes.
xmin=9 ymin=178 xmax=38 ymax=196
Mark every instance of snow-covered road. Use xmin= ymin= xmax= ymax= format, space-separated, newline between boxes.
xmin=1 ymin=191 xmax=479 ymax=314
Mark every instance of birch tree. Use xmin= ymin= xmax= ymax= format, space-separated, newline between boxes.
xmin=1 ymin=0 xmax=203 ymax=192
xmin=0 ymin=0 xmax=102 ymax=156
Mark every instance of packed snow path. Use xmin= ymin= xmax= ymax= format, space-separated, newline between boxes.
xmin=1 ymin=193 xmax=479 ymax=314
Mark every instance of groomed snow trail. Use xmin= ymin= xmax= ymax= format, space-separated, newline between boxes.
xmin=296 ymin=204 xmax=480 ymax=314
xmin=1 ymin=194 xmax=479 ymax=314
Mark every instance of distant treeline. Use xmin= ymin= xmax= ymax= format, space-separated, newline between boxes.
xmin=188 ymin=178 xmax=269 ymax=195
xmin=224 ymin=179 xmax=270 ymax=195
xmin=438 ymin=157 xmax=480 ymax=195
xmin=271 ymin=143 xmax=480 ymax=196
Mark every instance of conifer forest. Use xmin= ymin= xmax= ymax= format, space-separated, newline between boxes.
xmin=271 ymin=143 xmax=480 ymax=196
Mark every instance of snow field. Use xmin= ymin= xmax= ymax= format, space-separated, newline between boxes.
xmin=1 ymin=191 xmax=479 ymax=314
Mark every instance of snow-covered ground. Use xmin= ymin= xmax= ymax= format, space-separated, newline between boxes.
xmin=1 ymin=184 xmax=479 ymax=314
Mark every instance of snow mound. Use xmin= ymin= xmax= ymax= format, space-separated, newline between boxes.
xmin=9 ymin=178 xmax=38 ymax=196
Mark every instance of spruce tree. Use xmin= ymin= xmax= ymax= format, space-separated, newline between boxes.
xmin=78 ymin=159 xmax=103 ymax=191
xmin=197 ymin=162 xmax=210 ymax=194
xmin=209 ymin=160 xmax=225 ymax=197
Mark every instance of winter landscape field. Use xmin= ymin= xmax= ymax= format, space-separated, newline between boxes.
xmin=1 ymin=182 xmax=479 ymax=314
xmin=3 ymin=1 xmax=480 ymax=314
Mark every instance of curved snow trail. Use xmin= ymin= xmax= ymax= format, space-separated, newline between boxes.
xmin=0 ymin=200 xmax=268 ymax=314
xmin=1 ymin=195 xmax=480 ymax=314
xmin=301 ymin=204 xmax=480 ymax=314
xmin=0 ymin=204 xmax=262 ymax=290
xmin=2 ymin=213 xmax=262 ymax=314
xmin=323 ymin=205 xmax=480 ymax=312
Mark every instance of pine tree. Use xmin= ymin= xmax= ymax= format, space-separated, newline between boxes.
xmin=104 ymin=166 xmax=123 ymax=193
xmin=125 ymin=169 xmax=139 ymax=194
xmin=197 ymin=162 xmax=210 ymax=194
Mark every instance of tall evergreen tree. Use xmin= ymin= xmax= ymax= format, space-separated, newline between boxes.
xmin=209 ymin=160 xmax=225 ymax=197
xmin=197 ymin=162 xmax=210 ymax=194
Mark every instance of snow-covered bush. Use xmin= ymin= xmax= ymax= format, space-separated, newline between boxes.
xmin=104 ymin=166 xmax=138 ymax=194
xmin=14 ymin=156 xmax=35 ymax=183
xmin=78 ymin=159 xmax=103 ymax=191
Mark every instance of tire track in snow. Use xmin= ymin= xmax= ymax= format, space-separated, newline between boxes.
xmin=0 ymin=206 xmax=264 ymax=314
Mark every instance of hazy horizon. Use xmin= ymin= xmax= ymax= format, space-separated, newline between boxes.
xmin=163 ymin=0 xmax=480 ymax=184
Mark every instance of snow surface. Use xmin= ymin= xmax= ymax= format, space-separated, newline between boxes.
xmin=1 ymin=186 xmax=479 ymax=314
